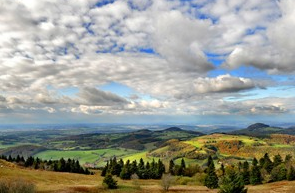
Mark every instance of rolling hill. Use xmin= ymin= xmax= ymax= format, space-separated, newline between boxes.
xmin=230 ymin=123 xmax=285 ymax=137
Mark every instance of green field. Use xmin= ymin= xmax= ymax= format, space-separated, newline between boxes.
xmin=122 ymin=151 xmax=159 ymax=163
xmin=35 ymin=148 xmax=139 ymax=167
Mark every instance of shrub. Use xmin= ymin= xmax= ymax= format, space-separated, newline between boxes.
xmin=0 ymin=179 xmax=35 ymax=193
xmin=102 ymin=174 xmax=118 ymax=189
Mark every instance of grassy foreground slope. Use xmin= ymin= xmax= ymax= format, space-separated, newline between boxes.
xmin=1 ymin=159 xmax=295 ymax=193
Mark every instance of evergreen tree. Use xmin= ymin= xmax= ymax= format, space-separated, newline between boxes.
xmin=138 ymin=158 xmax=145 ymax=170
xmin=130 ymin=160 xmax=138 ymax=175
xmin=273 ymin=154 xmax=283 ymax=167
xmin=157 ymin=159 xmax=166 ymax=179
xmin=59 ymin=158 xmax=66 ymax=172
xmin=220 ymin=163 xmax=225 ymax=177
xmin=169 ymin=159 xmax=175 ymax=175
xmin=219 ymin=167 xmax=247 ymax=193
xmin=137 ymin=158 xmax=145 ymax=179
xmin=8 ymin=155 xmax=13 ymax=162
xmin=25 ymin=156 xmax=35 ymax=167
xmin=285 ymin=154 xmax=292 ymax=163
xmin=238 ymin=162 xmax=242 ymax=172
xmin=271 ymin=163 xmax=287 ymax=182
xmin=250 ymin=158 xmax=262 ymax=185
xmin=242 ymin=161 xmax=250 ymax=185
xmin=16 ymin=155 xmax=21 ymax=163
xmin=181 ymin=158 xmax=186 ymax=169
xmin=103 ymin=173 xmax=118 ymax=189
xmin=120 ymin=166 xmax=131 ymax=180
xmin=262 ymin=153 xmax=273 ymax=173
xmin=287 ymin=165 xmax=295 ymax=181
xmin=204 ymin=155 xmax=219 ymax=189
xmin=101 ymin=161 xmax=109 ymax=176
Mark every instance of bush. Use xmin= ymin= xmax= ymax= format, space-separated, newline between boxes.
xmin=0 ymin=179 xmax=35 ymax=193
xmin=102 ymin=174 xmax=118 ymax=189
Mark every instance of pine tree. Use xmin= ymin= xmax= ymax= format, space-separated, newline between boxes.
xmin=250 ymin=158 xmax=262 ymax=185
xmin=169 ymin=159 xmax=175 ymax=175
xmin=220 ymin=163 xmax=225 ymax=176
xmin=181 ymin=158 xmax=186 ymax=169
xmin=273 ymin=154 xmax=283 ymax=167
xmin=204 ymin=155 xmax=219 ymax=189
xmin=262 ymin=153 xmax=273 ymax=173
xmin=287 ymin=165 xmax=295 ymax=181
xmin=138 ymin=158 xmax=144 ymax=170
xmin=130 ymin=160 xmax=137 ymax=175
xmin=219 ymin=167 xmax=247 ymax=193
xmin=238 ymin=162 xmax=242 ymax=172
xmin=157 ymin=159 xmax=166 ymax=179
xmin=103 ymin=173 xmax=118 ymax=189
xmin=242 ymin=161 xmax=250 ymax=185
xmin=16 ymin=155 xmax=21 ymax=163
xmin=285 ymin=154 xmax=292 ymax=163
xmin=271 ymin=164 xmax=287 ymax=182
xmin=120 ymin=166 xmax=131 ymax=180
xmin=101 ymin=161 xmax=109 ymax=176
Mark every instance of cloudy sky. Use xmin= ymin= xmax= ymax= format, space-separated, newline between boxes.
xmin=0 ymin=0 xmax=295 ymax=125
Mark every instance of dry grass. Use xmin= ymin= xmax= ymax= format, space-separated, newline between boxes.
xmin=1 ymin=159 xmax=295 ymax=193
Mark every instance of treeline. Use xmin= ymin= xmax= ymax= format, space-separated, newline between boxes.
xmin=102 ymin=153 xmax=295 ymax=191
xmin=0 ymin=154 xmax=93 ymax=175
xmin=101 ymin=157 xmax=165 ymax=180
xmin=203 ymin=153 xmax=295 ymax=192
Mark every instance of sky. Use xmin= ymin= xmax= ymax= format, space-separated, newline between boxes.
xmin=0 ymin=0 xmax=295 ymax=125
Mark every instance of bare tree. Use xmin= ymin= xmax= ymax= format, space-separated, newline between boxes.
xmin=131 ymin=173 xmax=140 ymax=189
xmin=161 ymin=173 xmax=174 ymax=191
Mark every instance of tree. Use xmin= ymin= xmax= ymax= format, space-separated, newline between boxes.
xmin=220 ymin=163 xmax=225 ymax=176
xmin=120 ymin=166 xmax=131 ymax=180
xmin=273 ymin=154 xmax=283 ymax=168
xmin=157 ymin=159 xmax=166 ymax=179
xmin=287 ymin=165 xmax=295 ymax=181
xmin=169 ymin=159 xmax=175 ymax=175
xmin=204 ymin=155 xmax=219 ymax=189
xmin=262 ymin=153 xmax=273 ymax=174
xmin=285 ymin=154 xmax=292 ymax=163
xmin=161 ymin=173 xmax=174 ymax=191
xmin=271 ymin=164 xmax=287 ymax=182
xmin=242 ymin=161 xmax=250 ymax=185
xmin=101 ymin=161 xmax=109 ymax=176
xmin=103 ymin=173 xmax=118 ymax=189
xmin=250 ymin=158 xmax=262 ymax=185
xmin=219 ymin=167 xmax=247 ymax=193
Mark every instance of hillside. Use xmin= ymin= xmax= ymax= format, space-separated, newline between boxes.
xmin=230 ymin=123 xmax=285 ymax=137
xmin=0 ymin=127 xmax=204 ymax=167
xmin=1 ymin=159 xmax=295 ymax=193
xmin=147 ymin=133 xmax=295 ymax=166
xmin=42 ymin=127 xmax=204 ymax=151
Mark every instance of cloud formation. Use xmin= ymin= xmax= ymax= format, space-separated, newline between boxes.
xmin=0 ymin=0 xmax=294 ymax=124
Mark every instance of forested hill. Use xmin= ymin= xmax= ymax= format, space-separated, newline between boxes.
xmin=43 ymin=127 xmax=204 ymax=151
xmin=230 ymin=123 xmax=295 ymax=137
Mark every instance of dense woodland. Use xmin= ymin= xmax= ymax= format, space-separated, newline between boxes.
xmin=0 ymin=154 xmax=92 ymax=175
xmin=102 ymin=153 xmax=295 ymax=191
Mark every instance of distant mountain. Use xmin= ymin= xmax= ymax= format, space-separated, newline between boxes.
xmin=163 ymin=127 xmax=183 ymax=132
xmin=45 ymin=127 xmax=204 ymax=151
xmin=230 ymin=123 xmax=284 ymax=137
xmin=247 ymin=123 xmax=270 ymax=131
